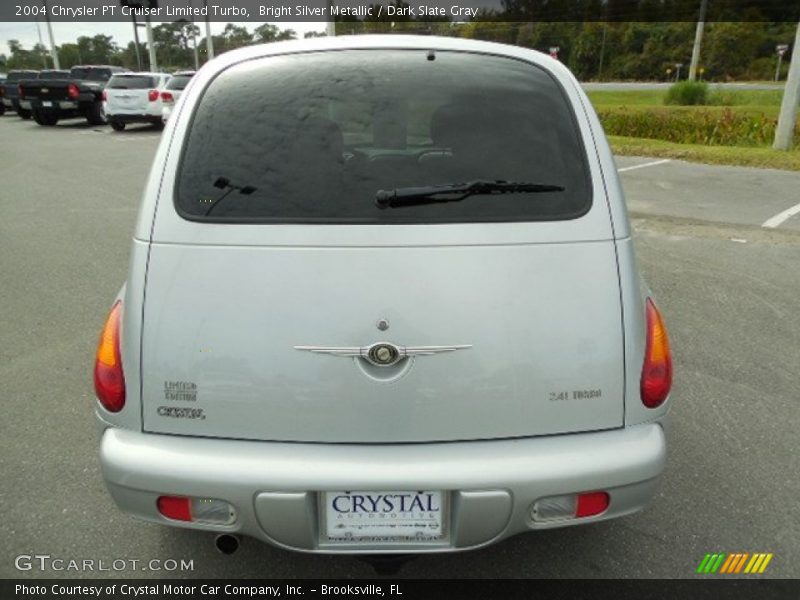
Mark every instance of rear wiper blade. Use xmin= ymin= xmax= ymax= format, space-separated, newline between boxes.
xmin=204 ymin=177 xmax=257 ymax=216
xmin=375 ymin=179 xmax=565 ymax=209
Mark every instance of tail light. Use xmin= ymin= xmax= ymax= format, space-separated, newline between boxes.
xmin=148 ymin=89 xmax=159 ymax=102
xmin=18 ymin=85 xmax=25 ymax=99
xmin=157 ymin=496 xmax=236 ymax=524
xmin=102 ymin=90 xmax=107 ymax=102
xmin=0 ymin=86 xmax=5 ymax=97
xmin=641 ymin=298 xmax=672 ymax=408
xmin=531 ymin=491 xmax=610 ymax=522
xmin=93 ymin=301 xmax=125 ymax=412
xmin=160 ymin=91 xmax=174 ymax=103
xmin=67 ymin=83 xmax=80 ymax=100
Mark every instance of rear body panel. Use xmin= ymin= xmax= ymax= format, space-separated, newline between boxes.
xmin=141 ymin=240 xmax=624 ymax=442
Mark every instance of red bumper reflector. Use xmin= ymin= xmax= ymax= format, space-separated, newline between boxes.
xmin=157 ymin=496 xmax=192 ymax=522
xmin=575 ymin=491 xmax=610 ymax=518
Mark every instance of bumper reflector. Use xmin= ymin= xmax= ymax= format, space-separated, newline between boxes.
xmin=157 ymin=495 xmax=237 ymax=525
xmin=531 ymin=491 xmax=610 ymax=522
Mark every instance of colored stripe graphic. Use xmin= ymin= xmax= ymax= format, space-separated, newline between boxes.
xmin=734 ymin=553 xmax=749 ymax=573
xmin=759 ymin=554 xmax=774 ymax=573
xmin=711 ymin=554 xmax=726 ymax=573
xmin=701 ymin=552 xmax=773 ymax=575
xmin=697 ymin=554 xmax=712 ymax=574
xmin=720 ymin=554 xmax=736 ymax=573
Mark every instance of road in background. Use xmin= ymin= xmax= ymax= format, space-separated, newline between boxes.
xmin=583 ymin=82 xmax=785 ymax=91
xmin=1 ymin=116 xmax=798 ymax=578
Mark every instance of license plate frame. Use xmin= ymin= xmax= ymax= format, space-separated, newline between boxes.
xmin=319 ymin=490 xmax=449 ymax=546
xmin=41 ymin=101 xmax=53 ymax=108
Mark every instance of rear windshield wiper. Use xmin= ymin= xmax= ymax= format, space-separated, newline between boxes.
xmin=204 ymin=177 xmax=257 ymax=216
xmin=375 ymin=180 xmax=565 ymax=209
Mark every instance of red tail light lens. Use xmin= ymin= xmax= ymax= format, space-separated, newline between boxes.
xmin=148 ymin=89 xmax=159 ymax=102
xmin=641 ymin=298 xmax=672 ymax=408
xmin=575 ymin=492 xmax=610 ymax=518
xmin=18 ymin=85 xmax=25 ymax=99
xmin=157 ymin=496 xmax=192 ymax=522
xmin=67 ymin=83 xmax=79 ymax=100
xmin=160 ymin=91 xmax=174 ymax=103
xmin=101 ymin=90 xmax=107 ymax=102
xmin=93 ymin=301 xmax=125 ymax=412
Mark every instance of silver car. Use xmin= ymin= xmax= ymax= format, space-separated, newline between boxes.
xmin=94 ymin=35 xmax=673 ymax=555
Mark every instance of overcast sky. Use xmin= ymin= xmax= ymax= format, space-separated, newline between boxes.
xmin=0 ymin=21 xmax=326 ymax=53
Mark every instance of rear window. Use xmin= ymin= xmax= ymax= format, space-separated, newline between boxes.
xmin=108 ymin=74 xmax=157 ymax=89
xmin=70 ymin=68 xmax=113 ymax=82
xmin=176 ymin=50 xmax=591 ymax=224
xmin=7 ymin=71 xmax=38 ymax=82
xmin=166 ymin=75 xmax=193 ymax=90
xmin=39 ymin=71 xmax=69 ymax=80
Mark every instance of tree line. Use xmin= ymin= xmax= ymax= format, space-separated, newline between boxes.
xmin=1 ymin=20 xmax=795 ymax=82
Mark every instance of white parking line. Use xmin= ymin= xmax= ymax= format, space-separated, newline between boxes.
xmin=618 ymin=158 xmax=672 ymax=173
xmin=761 ymin=201 xmax=800 ymax=229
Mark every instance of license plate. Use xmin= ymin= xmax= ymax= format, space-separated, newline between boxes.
xmin=323 ymin=490 xmax=445 ymax=543
xmin=42 ymin=101 xmax=52 ymax=107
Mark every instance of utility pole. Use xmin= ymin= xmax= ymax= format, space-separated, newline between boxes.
xmin=203 ymin=0 xmax=214 ymax=59
xmin=145 ymin=15 xmax=158 ymax=70
xmin=327 ymin=0 xmax=336 ymax=36
xmin=688 ymin=0 xmax=708 ymax=81
xmin=597 ymin=23 xmax=607 ymax=80
xmin=41 ymin=0 xmax=61 ymax=69
xmin=191 ymin=29 xmax=200 ymax=70
xmin=35 ymin=19 xmax=48 ymax=68
xmin=131 ymin=14 xmax=143 ymax=71
xmin=773 ymin=21 xmax=800 ymax=151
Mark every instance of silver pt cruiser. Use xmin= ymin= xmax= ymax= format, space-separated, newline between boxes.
xmin=94 ymin=35 xmax=673 ymax=555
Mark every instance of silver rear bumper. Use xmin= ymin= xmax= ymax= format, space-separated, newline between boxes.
xmin=99 ymin=419 xmax=667 ymax=554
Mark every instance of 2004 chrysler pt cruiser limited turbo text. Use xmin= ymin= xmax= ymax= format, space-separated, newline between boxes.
xmin=93 ymin=35 xmax=673 ymax=555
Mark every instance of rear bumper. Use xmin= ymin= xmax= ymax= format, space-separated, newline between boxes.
xmin=99 ymin=419 xmax=667 ymax=554
xmin=30 ymin=100 xmax=78 ymax=110
xmin=107 ymin=113 xmax=161 ymax=124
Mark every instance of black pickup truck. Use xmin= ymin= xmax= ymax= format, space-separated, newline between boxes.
xmin=20 ymin=65 xmax=129 ymax=126
xmin=1 ymin=70 xmax=39 ymax=118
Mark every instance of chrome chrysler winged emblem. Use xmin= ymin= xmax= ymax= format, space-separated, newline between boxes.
xmin=294 ymin=342 xmax=471 ymax=367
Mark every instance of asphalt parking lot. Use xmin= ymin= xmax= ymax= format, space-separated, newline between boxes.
xmin=1 ymin=114 xmax=799 ymax=579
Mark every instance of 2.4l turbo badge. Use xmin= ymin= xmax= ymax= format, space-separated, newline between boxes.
xmin=549 ymin=389 xmax=603 ymax=401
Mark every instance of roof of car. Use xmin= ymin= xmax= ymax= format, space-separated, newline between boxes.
xmin=190 ymin=35 xmax=575 ymax=96
xmin=111 ymin=71 xmax=166 ymax=77
xmin=209 ymin=34 xmax=559 ymax=69
xmin=71 ymin=65 xmax=130 ymax=71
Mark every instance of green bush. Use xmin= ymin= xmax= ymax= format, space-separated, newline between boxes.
xmin=597 ymin=106 xmax=800 ymax=147
xmin=664 ymin=81 xmax=709 ymax=106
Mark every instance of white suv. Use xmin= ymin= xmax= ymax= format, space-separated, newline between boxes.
xmin=160 ymin=70 xmax=195 ymax=123
xmin=95 ymin=36 xmax=672 ymax=556
xmin=103 ymin=72 xmax=171 ymax=131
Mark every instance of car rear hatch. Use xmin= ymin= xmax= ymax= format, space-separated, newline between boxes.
xmin=139 ymin=48 xmax=625 ymax=444
xmin=21 ymin=80 xmax=70 ymax=102
xmin=105 ymin=74 xmax=158 ymax=114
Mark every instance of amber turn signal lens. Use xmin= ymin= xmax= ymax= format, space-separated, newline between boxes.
xmin=94 ymin=300 xmax=125 ymax=412
xmin=641 ymin=298 xmax=672 ymax=408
